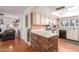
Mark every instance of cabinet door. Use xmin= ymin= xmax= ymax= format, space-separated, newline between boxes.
xmin=41 ymin=15 xmax=45 ymax=25
xmin=45 ymin=16 xmax=50 ymax=25
xmin=76 ymin=19 xmax=79 ymax=28
xmin=67 ymin=29 xmax=78 ymax=41
xmin=60 ymin=18 xmax=66 ymax=27
xmin=70 ymin=19 xmax=76 ymax=28
xmin=35 ymin=13 xmax=41 ymax=25
xmin=33 ymin=12 xmax=36 ymax=25
xmin=72 ymin=29 xmax=78 ymax=41
xmin=67 ymin=29 xmax=73 ymax=40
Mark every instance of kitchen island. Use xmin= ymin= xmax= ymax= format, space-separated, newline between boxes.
xmin=31 ymin=30 xmax=58 ymax=52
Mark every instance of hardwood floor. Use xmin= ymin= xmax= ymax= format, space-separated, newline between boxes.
xmin=58 ymin=38 xmax=79 ymax=52
xmin=0 ymin=39 xmax=32 ymax=52
xmin=1 ymin=38 xmax=79 ymax=52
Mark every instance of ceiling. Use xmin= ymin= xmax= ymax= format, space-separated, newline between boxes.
xmin=34 ymin=6 xmax=60 ymax=17
xmin=0 ymin=6 xmax=62 ymax=17
xmin=0 ymin=6 xmax=72 ymax=18
xmin=52 ymin=6 xmax=79 ymax=17
xmin=35 ymin=6 xmax=79 ymax=17
xmin=0 ymin=6 xmax=30 ymax=15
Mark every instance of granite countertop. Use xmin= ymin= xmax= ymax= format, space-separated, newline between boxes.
xmin=31 ymin=30 xmax=57 ymax=38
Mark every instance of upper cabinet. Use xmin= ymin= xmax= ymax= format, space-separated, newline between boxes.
xmin=45 ymin=16 xmax=50 ymax=25
xmin=41 ymin=14 xmax=45 ymax=25
xmin=60 ymin=16 xmax=79 ymax=28
xmin=32 ymin=12 xmax=36 ymax=25
xmin=32 ymin=12 xmax=50 ymax=25
xmin=35 ymin=12 xmax=41 ymax=25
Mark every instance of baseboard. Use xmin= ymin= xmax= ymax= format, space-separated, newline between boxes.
xmin=65 ymin=39 xmax=79 ymax=42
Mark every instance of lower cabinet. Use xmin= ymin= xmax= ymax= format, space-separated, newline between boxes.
xmin=67 ymin=29 xmax=79 ymax=41
xmin=31 ymin=33 xmax=58 ymax=52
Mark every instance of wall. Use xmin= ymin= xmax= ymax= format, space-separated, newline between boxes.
xmin=0 ymin=17 xmax=14 ymax=32
xmin=0 ymin=25 xmax=6 ymax=32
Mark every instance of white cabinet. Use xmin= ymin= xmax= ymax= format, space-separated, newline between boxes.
xmin=32 ymin=12 xmax=50 ymax=25
xmin=41 ymin=15 xmax=45 ymax=25
xmin=35 ymin=13 xmax=41 ymax=25
xmin=60 ymin=18 xmax=70 ymax=28
xmin=33 ymin=12 xmax=36 ymax=25
xmin=45 ymin=16 xmax=50 ymax=25
xmin=60 ymin=16 xmax=79 ymax=41
xmin=67 ymin=29 xmax=78 ymax=41
xmin=67 ymin=29 xmax=74 ymax=40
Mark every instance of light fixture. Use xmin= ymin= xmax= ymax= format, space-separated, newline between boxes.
xmin=51 ymin=6 xmax=78 ymax=17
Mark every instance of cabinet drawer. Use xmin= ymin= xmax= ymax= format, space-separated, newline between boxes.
xmin=31 ymin=40 xmax=41 ymax=50
xmin=48 ymin=46 xmax=58 ymax=52
xmin=48 ymin=39 xmax=58 ymax=46
xmin=49 ymin=36 xmax=58 ymax=42
xmin=40 ymin=45 xmax=48 ymax=52
xmin=32 ymin=45 xmax=41 ymax=52
xmin=38 ymin=38 xmax=48 ymax=46
xmin=31 ymin=33 xmax=39 ymax=41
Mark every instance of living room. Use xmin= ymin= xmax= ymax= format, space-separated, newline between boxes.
xmin=0 ymin=6 xmax=33 ymax=51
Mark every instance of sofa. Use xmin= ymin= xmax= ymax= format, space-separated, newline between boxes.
xmin=0 ymin=29 xmax=15 ymax=41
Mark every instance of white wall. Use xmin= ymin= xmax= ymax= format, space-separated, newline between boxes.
xmin=0 ymin=14 xmax=19 ymax=32
xmin=0 ymin=25 xmax=6 ymax=32
xmin=0 ymin=17 xmax=13 ymax=32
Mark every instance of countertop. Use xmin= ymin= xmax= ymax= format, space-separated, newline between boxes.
xmin=31 ymin=30 xmax=57 ymax=38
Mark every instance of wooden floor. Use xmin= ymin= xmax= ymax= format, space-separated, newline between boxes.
xmin=0 ymin=38 xmax=79 ymax=52
xmin=58 ymin=38 xmax=79 ymax=52
xmin=0 ymin=39 xmax=32 ymax=52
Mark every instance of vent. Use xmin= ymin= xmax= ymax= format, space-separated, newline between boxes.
xmin=56 ymin=6 xmax=65 ymax=10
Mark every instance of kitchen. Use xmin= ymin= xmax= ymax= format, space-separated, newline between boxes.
xmin=24 ymin=6 xmax=58 ymax=52
xmin=22 ymin=6 xmax=79 ymax=52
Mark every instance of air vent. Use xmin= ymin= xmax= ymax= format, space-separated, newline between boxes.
xmin=56 ymin=6 xmax=65 ymax=10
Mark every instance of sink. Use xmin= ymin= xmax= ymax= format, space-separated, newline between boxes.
xmin=36 ymin=31 xmax=56 ymax=36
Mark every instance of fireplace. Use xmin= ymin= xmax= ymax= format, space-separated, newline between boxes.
xmin=59 ymin=30 xmax=66 ymax=39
